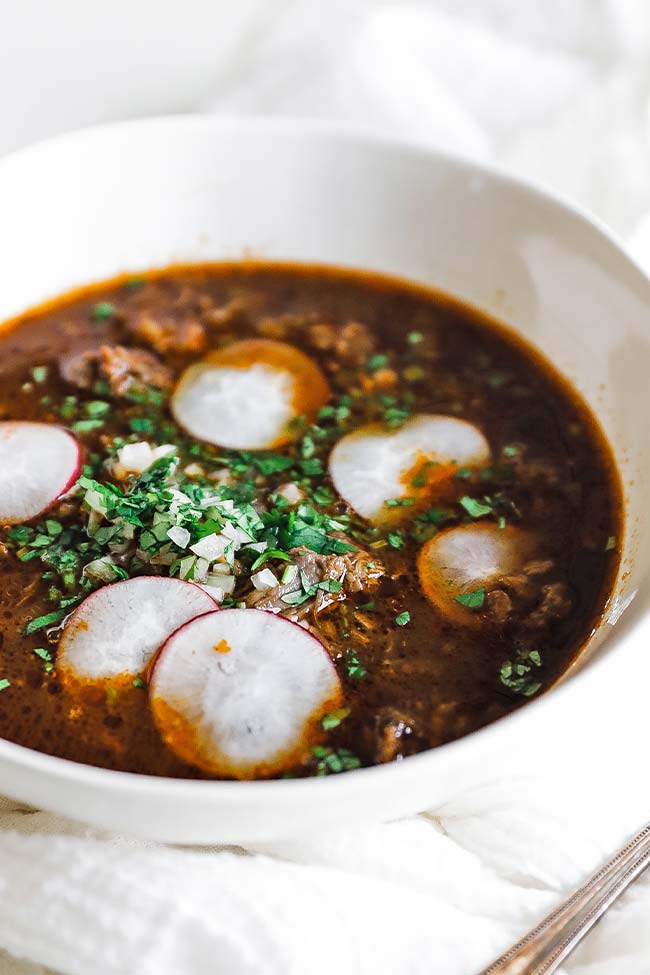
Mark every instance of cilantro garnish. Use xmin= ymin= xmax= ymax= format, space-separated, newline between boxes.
xmin=460 ymin=496 xmax=492 ymax=518
xmin=311 ymin=746 xmax=361 ymax=775
xmin=395 ymin=611 xmax=411 ymax=626
xmin=91 ymin=301 xmax=116 ymax=322
xmin=499 ymin=650 xmax=542 ymax=697
xmin=321 ymin=707 xmax=351 ymax=731
xmin=454 ymin=588 xmax=486 ymax=609
xmin=0 ymin=679 xmax=10 ymax=692
xmin=344 ymin=648 xmax=367 ymax=681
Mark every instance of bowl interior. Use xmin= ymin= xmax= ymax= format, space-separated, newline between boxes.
xmin=0 ymin=118 xmax=646 ymax=669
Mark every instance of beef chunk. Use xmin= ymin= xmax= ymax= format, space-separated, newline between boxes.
xmin=335 ymin=321 xmax=375 ymax=365
xmin=484 ymin=588 xmax=512 ymax=624
xmin=99 ymin=345 xmax=172 ymax=396
xmin=245 ymin=544 xmax=383 ymax=619
xmin=523 ymin=582 xmax=572 ymax=629
xmin=59 ymin=343 xmax=172 ymax=396
xmin=129 ymin=311 xmax=207 ymax=354
xmin=59 ymin=347 xmax=101 ymax=389
xmin=372 ymin=707 xmax=415 ymax=763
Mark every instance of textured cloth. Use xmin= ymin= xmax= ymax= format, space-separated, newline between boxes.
xmin=1 ymin=2 xmax=650 ymax=973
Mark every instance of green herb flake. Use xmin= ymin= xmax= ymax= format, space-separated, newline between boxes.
xmin=33 ymin=647 xmax=52 ymax=662
xmin=454 ymin=588 xmax=486 ymax=610
xmin=367 ymin=354 xmax=389 ymax=372
xmin=31 ymin=365 xmax=48 ymax=384
xmin=454 ymin=467 xmax=472 ymax=479
xmin=91 ymin=301 xmax=116 ymax=322
xmin=605 ymin=535 xmax=617 ymax=551
xmin=344 ymin=648 xmax=367 ymax=681
xmin=395 ymin=610 xmax=411 ymax=626
xmin=387 ymin=531 xmax=404 ymax=549
xmin=132 ymin=676 xmax=146 ymax=689
xmin=503 ymin=445 xmax=519 ymax=457
xmin=460 ymin=496 xmax=493 ymax=518
xmin=72 ymin=418 xmax=104 ymax=434
xmin=312 ymin=746 xmax=361 ymax=775
xmin=0 ymin=679 xmax=10 ymax=692
xmin=24 ymin=607 xmax=68 ymax=635
xmin=407 ymin=331 xmax=423 ymax=345
xmin=499 ymin=650 xmax=542 ymax=697
xmin=85 ymin=400 xmax=111 ymax=418
xmin=385 ymin=497 xmax=415 ymax=508
xmin=321 ymin=706 xmax=351 ymax=731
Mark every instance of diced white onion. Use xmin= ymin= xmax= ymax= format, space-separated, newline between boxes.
xmin=194 ymin=557 xmax=210 ymax=583
xmin=251 ymin=568 xmax=278 ymax=591
xmin=167 ymin=525 xmax=191 ymax=549
xmin=276 ymin=482 xmax=304 ymax=505
xmin=190 ymin=533 xmax=228 ymax=561
xmin=245 ymin=541 xmax=268 ymax=554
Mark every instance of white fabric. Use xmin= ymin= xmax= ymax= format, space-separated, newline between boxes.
xmin=2 ymin=2 xmax=650 ymax=973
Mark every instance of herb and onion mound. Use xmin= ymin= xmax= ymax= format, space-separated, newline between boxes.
xmin=0 ymin=264 xmax=622 ymax=778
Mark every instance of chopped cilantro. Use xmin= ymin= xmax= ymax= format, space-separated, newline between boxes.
xmin=321 ymin=707 xmax=351 ymax=731
xmin=460 ymin=496 xmax=492 ymax=518
xmin=454 ymin=467 xmax=472 ymax=479
xmin=367 ymin=354 xmax=388 ymax=372
xmin=31 ymin=365 xmax=48 ymax=383
xmin=395 ymin=611 xmax=411 ymax=626
xmin=0 ymin=679 xmax=10 ymax=692
xmin=72 ymin=418 xmax=104 ymax=433
xmin=407 ymin=331 xmax=423 ymax=345
xmin=605 ymin=535 xmax=616 ymax=551
xmin=499 ymin=650 xmax=542 ymax=697
xmin=385 ymin=497 xmax=414 ymax=508
xmin=344 ymin=647 xmax=367 ymax=681
xmin=311 ymin=746 xmax=361 ymax=775
xmin=91 ymin=301 xmax=116 ymax=322
xmin=454 ymin=588 xmax=486 ymax=609
xmin=33 ymin=647 xmax=52 ymax=662
xmin=132 ymin=676 xmax=146 ymax=689
xmin=387 ymin=531 xmax=404 ymax=549
xmin=503 ymin=445 xmax=519 ymax=457
xmin=24 ymin=607 xmax=69 ymax=635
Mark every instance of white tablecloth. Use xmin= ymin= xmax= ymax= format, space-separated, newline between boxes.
xmin=1 ymin=3 xmax=650 ymax=973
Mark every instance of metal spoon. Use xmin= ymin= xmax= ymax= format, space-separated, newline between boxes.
xmin=478 ymin=821 xmax=650 ymax=974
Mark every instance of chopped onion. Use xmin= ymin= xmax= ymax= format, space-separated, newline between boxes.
xmin=167 ymin=525 xmax=191 ymax=549
xmin=251 ymin=568 xmax=278 ymax=591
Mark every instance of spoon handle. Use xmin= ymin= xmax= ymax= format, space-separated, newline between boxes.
xmin=478 ymin=821 xmax=650 ymax=975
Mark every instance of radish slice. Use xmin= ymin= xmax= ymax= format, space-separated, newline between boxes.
xmin=149 ymin=608 xmax=343 ymax=778
xmin=57 ymin=577 xmax=218 ymax=681
xmin=417 ymin=523 xmax=532 ymax=625
xmin=0 ymin=422 xmax=81 ymax=524
xmin=171 ymin=339 xmax=331 ymax=450
xmin=329 ymin=414 xmax=490 ymax=523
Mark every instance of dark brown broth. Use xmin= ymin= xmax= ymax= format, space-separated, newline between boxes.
xmin=0 ymin=263 xmax=622 ymax=777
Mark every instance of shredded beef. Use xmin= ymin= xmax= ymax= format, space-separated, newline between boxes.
xmin=372 ymin=707 xmax=416 ymax=763
xmin=99 ymin=345 xmax=172 ymax=396
xmin=59 ymin=343 xmax=172 ymax=396
xmin=245 ymin=544 xmax=383 ymax=619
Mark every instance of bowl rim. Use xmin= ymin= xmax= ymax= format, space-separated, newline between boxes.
xmin=0 ymin=112 xmax=648 ymax=804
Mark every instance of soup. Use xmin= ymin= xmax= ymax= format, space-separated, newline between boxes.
xmin=0 ymin=264 xmax=622 ymax=779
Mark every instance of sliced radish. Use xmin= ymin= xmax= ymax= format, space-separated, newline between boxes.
xmin=329 ymin=414 xmax=490 ymax=523
xmin=417 ymin=523 xmax=532 ymax=625
xmin=57 ymin=577 xmax=218 ymax=681
xmin=0 ymin=422 xmax=81 ymax=524
xmin=171 ymin=339 xmax=331 ymax=450
xmin=149 ymin=608 xmax=343 ymax=778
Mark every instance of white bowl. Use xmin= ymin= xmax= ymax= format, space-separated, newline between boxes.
xmin=0 ymin=117 xmax=648 ymax=843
